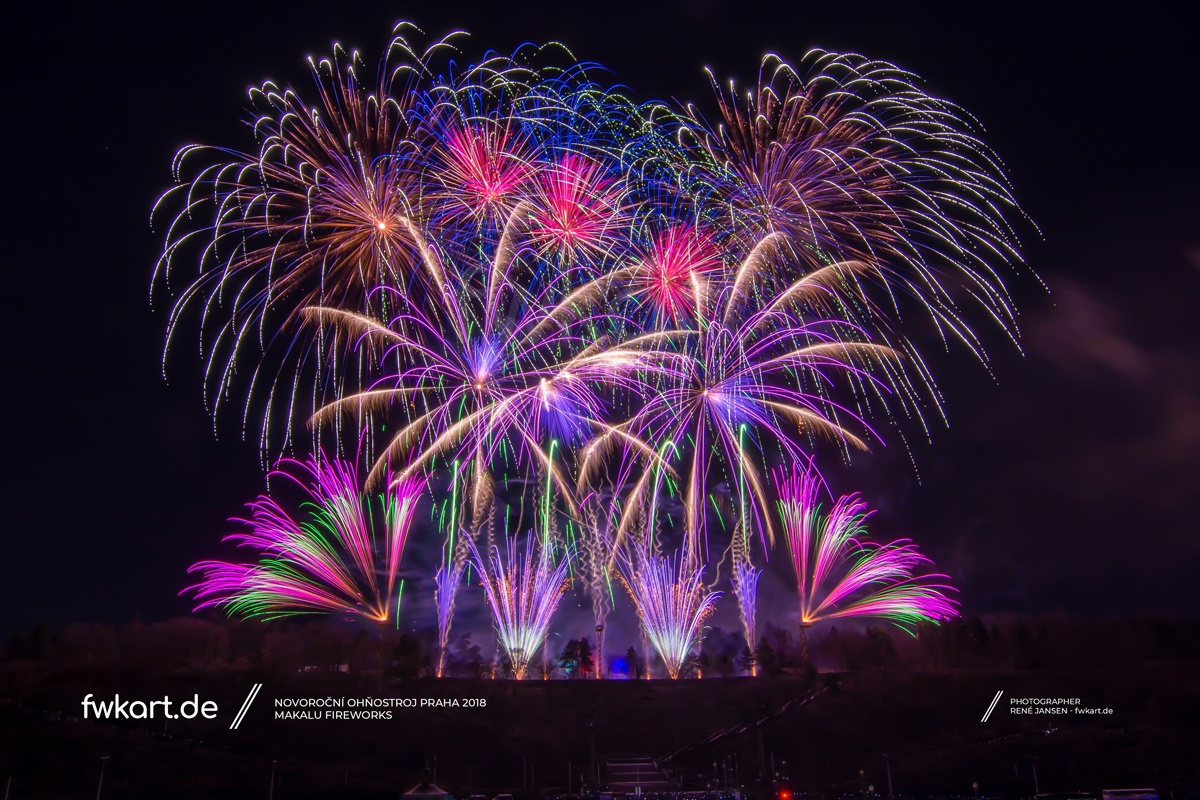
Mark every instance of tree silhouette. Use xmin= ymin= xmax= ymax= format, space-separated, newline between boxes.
xmin=448 ymin=632 xmax=483 ymax=678
xmin=559 ymin=639 xmax=582 ymax=678
xmin=755 ymin=637 xmax=780 ymax=677
xmin=625 ymin=645 xmax=645 ymax=679
xmin=865 ymin=626 xmax=897 ymax=670
xmin=393 ymin=634 xmax=427 ymax=679
xmin=578 ymin=637 xmax=595 ymax=679
xmin=738 ymin=643 xmax=756 ymax=676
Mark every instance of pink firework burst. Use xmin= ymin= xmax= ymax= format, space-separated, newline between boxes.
xmin=433 ymin=120 xmax=538 ymax=220
xmin=529 ymin=154 xmax=627 ymax=262
xmin=631 ymin=225 xmax=721 ymax=324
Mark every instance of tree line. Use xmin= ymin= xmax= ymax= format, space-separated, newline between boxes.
xmin=4 ymin=614 xmax=1199 ymax=681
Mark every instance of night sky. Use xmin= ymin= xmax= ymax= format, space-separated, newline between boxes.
xmin=5 ymin=1 xmax=1198 ymax=636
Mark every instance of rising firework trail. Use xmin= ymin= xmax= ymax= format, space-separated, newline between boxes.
xmin=433 ymin=559 xmax=466 ymax=677
xmin=187 ymin=453 xmax=425 ymax=622
xmin=729 ymin=523 xmax=761 ymax=676
xmin=433 ymin=461 xmax=473 ymax=678
xmin=577 ymin=492 xmax=620 ymax=677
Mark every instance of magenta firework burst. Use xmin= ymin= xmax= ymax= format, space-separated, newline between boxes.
xmin=187 ymin=453 xmax=425 ymax=623
xmin=775 ymin=465 xmax=958 ymax=633
xmin=627 ymin=224 xmax=722 ymax=327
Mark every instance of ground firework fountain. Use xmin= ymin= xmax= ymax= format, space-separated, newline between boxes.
xmin=470 ymin=533 xmax=572 ymax=680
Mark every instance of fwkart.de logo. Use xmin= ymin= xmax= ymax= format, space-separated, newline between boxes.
xmin=80 ymin=683 xmax=263 ymax=730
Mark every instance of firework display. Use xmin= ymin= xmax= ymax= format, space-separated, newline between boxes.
xmin=433 ymin=554 xmax=467 ymax=677
xmin=187 ymin=453 xmax=424 ymax=623
xmin=152 ymin=29 xmax=448 ymax=454
xmin=578 ymin=492 xmax=618 ymax=677
xmin=775 ymin=465 xmax=959 ymax=646
xmin=582 ymin=251 xmax=892 ymax=565
xmin=469 ymin=533 xmax=572 ymax=680
xmin=433 ymin=462 xmax=472 ymax=677
xmin=617 ymin=548 xmax=721 ymax=679
xmin=683 ymin=52 xmax=1027 ymax=371
xmin=166 ymin=22 xmax=1028 ymax=675
xmin=730 ymin=529 xmax=762 ymax=676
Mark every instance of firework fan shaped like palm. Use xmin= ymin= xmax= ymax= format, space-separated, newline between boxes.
xmin=583 ymin=236 xmax=899 ymax=564
xmin=303 ymin=272 xmax=661 ymax=512
xmin=187 ymin=453 xmax=425 ymax=623
xmin=775 ymin=464 xmax=958 ymax=633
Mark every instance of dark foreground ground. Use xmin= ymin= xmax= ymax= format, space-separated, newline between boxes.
xmin=2 ymin=658 xmax=1197 ymax=799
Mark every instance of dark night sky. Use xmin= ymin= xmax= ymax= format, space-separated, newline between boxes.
xmin=4 ymin=1 xmax=1198 ymax=635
